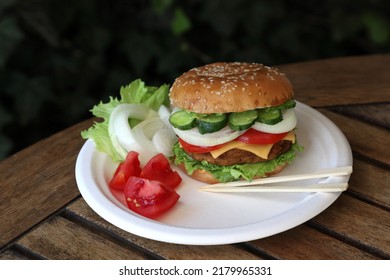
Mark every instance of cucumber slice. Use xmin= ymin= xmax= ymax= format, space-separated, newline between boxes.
xmin=169 ymin=110 xmax=197 ymax=130
xmin=257 ymin=108 xmax=283 ymax=125
xmin=197 ymin=113 xmax=228 ymax=134
xmin=228 ymin=110 xmax=258 ymax=131
xmin=275 ymin=99 xmax=296 ymax=110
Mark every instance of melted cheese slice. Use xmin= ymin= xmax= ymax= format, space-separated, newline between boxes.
xmin=210 ymin=131 xmax=296 ymax=159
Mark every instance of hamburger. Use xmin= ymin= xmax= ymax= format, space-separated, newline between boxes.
xmin=169 ymin=62 xmax=302 ymax=184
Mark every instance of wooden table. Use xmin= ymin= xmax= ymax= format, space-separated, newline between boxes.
xmin=1 ymin=55 xmax=389 ymax=260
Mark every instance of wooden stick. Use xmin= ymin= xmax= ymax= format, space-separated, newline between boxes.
xmin=201 ymin=166 xmax=353 ymax=189
xmin=199 ymin=183 xmax=348 ymax=193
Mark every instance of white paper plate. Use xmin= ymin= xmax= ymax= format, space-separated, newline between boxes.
xmin=75 ymin=101 xmax=352 ymax=245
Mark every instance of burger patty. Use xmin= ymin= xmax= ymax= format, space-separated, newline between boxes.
xmin=186 ymin=140 xmax=293 ymax=166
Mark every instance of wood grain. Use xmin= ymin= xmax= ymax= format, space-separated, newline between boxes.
xmin=332 ymin=103 xmax=390 ymax=130
xmin=16 ymin=216 xmax=148 ymax=260
xmin=0 ymin=119 xmax=93 ymax=248
xmin=278 ymin=55 xmax=390 ymax=107
xmin=311 ymin=195 xmax=390 ymax=258
xmin=319 ymin=109 xmax=390 ymax=166
xmin=247 ymin=225 xmax=379 ymax=260
xmin=348 ymin=158 xmax=390 ymax=209
xmin=0 ymin=250 xmax=29 ymax=260
xmin=65 ymin=198 xmax=261 ymax=260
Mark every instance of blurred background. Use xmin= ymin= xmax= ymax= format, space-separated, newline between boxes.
xmin=0 ymin=0 xmax=389 ymax=159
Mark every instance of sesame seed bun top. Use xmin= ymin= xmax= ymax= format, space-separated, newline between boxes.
xmin=169 ymin=62 xmax=294 ymax=114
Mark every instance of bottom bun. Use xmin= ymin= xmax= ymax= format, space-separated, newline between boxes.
xmin=178 ymin=163 xmax=287 ymax=184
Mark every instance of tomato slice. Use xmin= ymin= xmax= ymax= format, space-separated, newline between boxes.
xmin=140 ymin=153 xmax=182 ymax=189
xmin=109 ymin=151 xmax=142 ymax=190
xmin=236 ymin=129 xmax=288 ymax=145
xmin=178 ymin=138 xmax=224 ymax=153
xmin=178 ymin=130 xmax=288 ymax=154
xmin=124 ymin=176 xmax=180 ymax=218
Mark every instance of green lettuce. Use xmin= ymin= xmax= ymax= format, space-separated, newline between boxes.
xmin=173 ymin=141 xmax=303 ymax=182
xmin=81 ymin=79 xmax=169 ymax=162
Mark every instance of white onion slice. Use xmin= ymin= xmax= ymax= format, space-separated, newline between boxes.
xmin=171 ymin=108 xmax=297 ymax=148
xmin=156 ymin=106 xmax=178 ymax=156
xmin=108 ymin=104 xmax=151 ymax=159
xmin=109 ymin=103 xmax=178 ymax=163
xmin=152 ymin=127 xmax=177 ymax=157
xmin=252 ymin=109 xmax=297 ymax=134
xmin=132 ymin=117 xmax=166 ymax=164
xmin=157 ymin=105 xmax=172 ymax=127
xmin=173 ymin=125 xmax=246 ymax=146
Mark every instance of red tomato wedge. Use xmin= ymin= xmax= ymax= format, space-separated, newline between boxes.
xmin=124 ymin=176 xmax=180 ymax=218
xmin=140 ymin=153 xmax=182 ymax=189
xmin=236 ymin=129 xmax=288 ymax=145
xmin=109 ymin=151 xmax=142 ymax=190
xmin=178 ymin=138 xmax=224 ymax=153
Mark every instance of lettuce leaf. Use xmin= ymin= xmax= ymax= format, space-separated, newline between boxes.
xmin=120 ymin=80 xmax=169 ymax=110
xmin=173 ymin=141 xmax=303 ymax=182
xmin=81 ymin=79 xmax=169 ymax=162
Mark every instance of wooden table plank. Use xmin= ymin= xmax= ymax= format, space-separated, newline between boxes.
xmin=278 ymin=55 xmax=390 ymax=107
xmin=332 ymin=103 xmax=390 ymax=130
xmin=65 ymin=198 xmax=262 ymax=260
xmin=311 ymin=195 xmax=390 ymax=258
xmin=0 ymin=119 xmax=93 ymax=248
xmin=16 ymin=216 xmax=148 ymax=260
xmin=348 ymin=158 xmax=390 ymax=209
xmin=319 ymin=109 xmax=390 ymax=166
xmin=0 ymin=250 xmax=29 ymax=260
xmin=247 ymin=225 xmax=380 ymax=260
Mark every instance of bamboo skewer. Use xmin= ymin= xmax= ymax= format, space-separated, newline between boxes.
xmin=199 ymin=183 xmax=348 ymax=193
xmin=199 ymin=166 xmax=352 ymax=193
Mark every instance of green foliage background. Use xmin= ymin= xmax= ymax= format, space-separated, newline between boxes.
xmin=0 ymin=0 xmax=389 ymax=159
